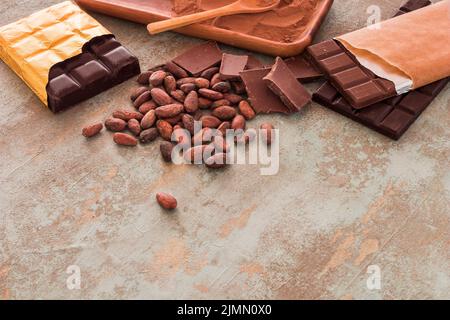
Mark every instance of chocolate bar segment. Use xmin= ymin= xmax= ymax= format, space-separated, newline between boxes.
xmin=263 ymin=57 xmax=311 ymax=112
xmin=307 ymin=39 xmax=397 ymax=109
xmin=240 ymin=68 xmax=294 ymax=114
xmin=313 ymin=75 xmax=448 ymax=140
xmin=284 ymin=55 xmax=322 ymax=83
xmin=47 ymin=35 xmax=140 ymax=112
xmin=172 ymin=41 xmax=222 ymax=76
xmin=219 ymin=53 xmax=248 ymax=81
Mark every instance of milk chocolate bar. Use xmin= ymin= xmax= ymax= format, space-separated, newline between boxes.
xmin=48 ymin=35 xmax=140 ymax=112
xmin=219 ymin=53 xmax=248 ymax=81
xmin=313 ymin=78 xmax=448 ymax=140
xmin=263 ymin=57 xmax=311 ymax=112
xmin=312 ymin=0 xmax=446 ymax=140
xmin=307 ymin=39 xmax=397 ymax=109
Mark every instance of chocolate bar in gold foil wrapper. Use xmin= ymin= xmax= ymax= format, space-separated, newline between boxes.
xmin=0 ymin=1 xmax=140 ymax=112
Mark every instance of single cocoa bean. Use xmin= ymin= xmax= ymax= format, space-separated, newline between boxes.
xmin=149 ymin=70 xmax=166 ymax=87
xmin=160 ymin=141 xmax=174 ymax=162
xmin=151 ymin=88 xmax=172 ymax=106
xmin=205 ymin=153 xmax=227 ymax=169
xmin=198 ymin=88 xmax=223 ymax=101
xmin=217 ymin=121 xmax=231 ymax=136
xmin=128 ymin=119 xmax=141 ymax=136
xmin=113 ymin=132 xmax=137 ymax=146
xmin=170 ymin=89 xmax=186 ymax=103
xmin=156 ymin=120 xmax=173 ymax=141
xmin=180 ymin=83 xmax=196 ymax=94
xmin=210 ymin=73 xmax=221 ymax=86
xmin=105 ymin=117 xmax=127 ymax=132
xmin=200 ymin=115 xmax=221 ymax=128
xmin=131 ymin=86 xmax=149 ymax=101
xmin=164 ymin=75 xmax=177 ymax=93
xmin=211 ymin=99 xmax=230 ymax=109
xmin=137 ymin=71 xmax=151 ymax=85
xmin=176 ymin=77 xmax=196 ymax=87
xmin=139 ymin=128 xmax=159 ymax=143
xmin=82 ymin=123 xmax=103 ymax=138
xmin=223 ymin=93 xmax=243 ymax=104
xmin=212 ymin=81 xmax=231 ymax=93
xmin=140 ymin=109 xmax=156 ymax=129
xmin=139 ymin=100 xmax=157 ymax=114
xmin=193 ymin=110 xmax=204 ymax=121
xmin=156 ymin=192 xmax=177 ymax=210
xmin=238 ymin=100 xmax=256 ymax=120
xmin=201 ymin=67 xmax=219 ymax=80
xmin=113 ymin=109 xmax=143 ymax=121
xmin=184 ymin=91 xmax=199 ymax=113
xmin=155 ymin=104 xmax=184 ymax=118
xmin=260 ymin=123 xmax=275 ymax=145
xmin=133 ymin=91 xmax=152 ymax=108
xmin=231 ymin=114 xmax=246 ymax=130
xmin=165 ymin=61 xmax=188 ymax=79
xmin=212 ymin=106 xmax=237 ymax=121
xmin=194 ymin=78 xmax=210 ymax=89
xmin=182 ymin=114 xmax=195 ymax=135
xmin=198 ymin=97 xmax=212 ymax=109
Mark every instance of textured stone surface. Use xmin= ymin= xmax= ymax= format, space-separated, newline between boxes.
xmin=0 ymin=0 xmax=449 ymax=299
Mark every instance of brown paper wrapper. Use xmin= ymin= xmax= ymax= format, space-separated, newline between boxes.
xmin=336 ymin=0 xmax=450 ymax=90
xmin=0 ymin=1 xmax=110 ymax=106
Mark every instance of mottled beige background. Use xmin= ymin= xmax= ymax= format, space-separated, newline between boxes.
xmin=0 ymin=0 xmax=449 ymax=299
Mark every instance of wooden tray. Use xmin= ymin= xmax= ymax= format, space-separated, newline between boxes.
xmin=75 ymin=0 xmax=334 ymax=57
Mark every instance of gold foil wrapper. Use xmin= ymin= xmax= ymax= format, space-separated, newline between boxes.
xmin=0 ymin=1 xmax=110 ymax=106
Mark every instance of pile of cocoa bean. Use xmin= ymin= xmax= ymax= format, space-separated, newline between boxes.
xmin=82 ymin=60 xmax=274 ymax=169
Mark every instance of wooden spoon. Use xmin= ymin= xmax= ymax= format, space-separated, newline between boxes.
xmin=147 ymin=0 xmax=280 ymax=35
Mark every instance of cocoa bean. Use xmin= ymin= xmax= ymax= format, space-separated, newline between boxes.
xmin=128 ymin=119 xmax=141 ymax=136
xmin=176 ymin=77 xmax=196 ymax=87
xmin=165 ymin=61 xmax=188 ymax=79
xmin=139 ymin=100 xmax=157 ymax=114
xmin=113 ymin=109 xmax=143 ymax=121
xmin=173 ymin=127 xmax=191 ymax=148
xmin=184 ymin=91 xmax=199 ymax=113
xmin=180 ymin=83 xmax=196 ymax=94
xmin=212 ymin=81 xmax=231 ymax=93
xmin=133 ymin=91 xmax=152 ymax=108
xmin=136 ymin=71 xmax=151 ymax=85
xmin=156 ymin=120 xmax=173 ymax=141
xmin=231 ymin=115 xmax=246 ymax=130
xmin=200 ymin=115 xmax=221 ymax=128
xmin=139 ymin=128 xmax=159 ymax=143
xmin=212 ymin=106 xmax=236 ymax=121
xmin=164 ymin=75 xmax=177 ymax=93
xmin=210 ymin=73 xmax=221 ymax=86
xmin=198 ymin=88 xmax=223 ymax=101
xmin=170 ymin=89 xmax=186 ymax=103
xmin=131 ymin=86 xmax=149 ymax=101
xmin=151 ymin=88 xmax=172 ymax=106
xmin=113 ymin=132 xmax=137 ymax=146
xmin=211 ymin=99 xmax=230 ymax=109
xmin=198 ymin=97 xmax=212 ymax=109
xmin=149 ymin=70 xmax=166 ymax=87
xmin=140 ymin=110 xmax=156 ymax=129
xmin=201 ymin=67 xmax=219 ymax=80
xmin=155 ymin=104 xmax=184 ymax=118
xmin=82 ymin=123 xmax=103 ymax=138
xmin=238 ymin=100 xmax=256 ymax=120
xmin=164 ymin=114 xmax=183 ymax=126
xmin=192 ymin=128 xmax=213 ymax=145
xmin=160 ymin=141 xmax=174 ymax=162
xmin=105 ymin=117 xmax=127 ymax=132
xmin=182 ymin=114 xmax=195 ymax=135
xmin=194 ymin=78 xmax=210 ymax=89
xmin=156 ymin=192 xmax=177 ymax=210
xmin=223 ymin=93 xmax=243 ymax=104
xmin=217 ymin=121 xmax=231 ymax=136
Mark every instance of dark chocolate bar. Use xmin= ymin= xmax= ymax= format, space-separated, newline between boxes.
xmin=284 ymin=55 xmax=322 ymax=82
xmin=312 ymin=0 xmax=446 ymax=140
xmin=47 ymin=35 xmax=140 ymax=112
xmin=313 ymin=78 xmax=448 ymax=140
xmin=172 ymin=41 xmax=222 ymax=76
xmin=307 ymin=39 xmax=397 ymax=109
xmin=263 ymin=57 xmax=311 ymax=112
